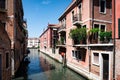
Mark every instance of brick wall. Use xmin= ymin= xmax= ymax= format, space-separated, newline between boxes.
xmin=0 ymin=21 xmax=11 ymax=80
xmin=94 ymin=0 xmax=112 ymax=21
xmin=115 ymin=39 xmax=120 ymax=79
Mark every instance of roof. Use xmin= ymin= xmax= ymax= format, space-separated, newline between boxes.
xmin=39 ymin=23 xmax=59 ymax=38
xmin=58 ymin=0 xmax=81 ymax=21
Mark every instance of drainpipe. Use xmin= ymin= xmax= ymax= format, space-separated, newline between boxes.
xmin=113 ymin=0 xmax=116 ymax=79
xmin=89 ymin=0 xmax=94 ymax=73
xmin=92 ymin=0 xmax=94 ymax=29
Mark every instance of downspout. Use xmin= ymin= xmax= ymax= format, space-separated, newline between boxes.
xmin=89 ymin=0 xmax=94 ymax=73
xmin=92 ymin=0 xmax=94 ymax=29
xmin=113 ymin=0 xmax=116 ymax=79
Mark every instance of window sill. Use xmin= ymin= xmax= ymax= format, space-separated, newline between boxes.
xmin=99 ymin=12 xmax=106 ymax=15
xmin=92 ymin=63 xmax=100 ymax=66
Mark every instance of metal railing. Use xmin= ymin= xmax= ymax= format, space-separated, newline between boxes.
xmin=73 ymin=13 xmax=82 ymax=23
xmin=58 ymin=24 xmax=66 ymax=31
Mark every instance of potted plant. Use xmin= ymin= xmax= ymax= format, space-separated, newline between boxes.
xmin=89 ymin=28 xmax=99 ymax=43
xmin=105 ymin=31 xmax=112 ymax=42
xmin=89 ymin=28 xmax=99 ymax=34
xmin=99 ymin=32 xmax=105 ymax=42
xmin=99 ymin=31 xmax=112 ymax=43
xmin=69 ymin=27 xmax=86 ymax=44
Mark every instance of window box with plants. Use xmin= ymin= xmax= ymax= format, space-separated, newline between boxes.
xmin=69 ymin=27 xmax=87 ymax=45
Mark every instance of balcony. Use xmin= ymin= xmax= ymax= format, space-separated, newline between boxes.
xmin=56 ymin=40 xmax=66 ymax=47
xmin=89 ymin=30 xmax=113 ymax=44
xmin=58 ymin=24 xmax=66 ymax=33
xmin=0 ymin=0 xmax=6 ymax=12
xmin=73 ymin=13 xmax=82 ymax=26
xmin=56 ymin=33 xmax=66 ymax=47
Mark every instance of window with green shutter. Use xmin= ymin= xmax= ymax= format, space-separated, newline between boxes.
xmin=118 ymin=18 xmax=120 ymax=38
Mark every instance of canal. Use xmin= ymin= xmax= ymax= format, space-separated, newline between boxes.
xmin=13 ymin=49 xmax=87 ymax=80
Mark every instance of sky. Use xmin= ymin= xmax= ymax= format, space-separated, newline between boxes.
xmin=22 ymin=0 xmax=72 ymax=38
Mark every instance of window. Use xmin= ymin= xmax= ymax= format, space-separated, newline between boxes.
xmin=72 ymin=50 xmax=82 ymax=60
xmin=6 ymin=53 xmax=9 ymax=68
xmin=72 ymin=11 xmax=74 ymax=22
xmin=101 ymin=25 xmax=105 ymax=32
xmin=77 ymin=51 xmax=82 ymax=60
xmin=93 ymin=24 xmax=106 ymax=40
xmin=78 ymin=3 xmax=82 ymax=21
xmin=72 ymin=50 xmax=75 ymax=58
xmin=62 ymin=18 xmax=66 ymax=27
xmin=100 ymin=0 xmax=106 ymax=13
xmin=110 ymin=2 xmax=112 ymax=15
xmin=0 ymin=0 xmax=6 ymax=9
xmin=118 ymin=18 xmax=120 ymax=38
xmin=93 ymin=24 xmax=99 ymax=40
xmin=92 ymin=52 xmax=99 ymax=65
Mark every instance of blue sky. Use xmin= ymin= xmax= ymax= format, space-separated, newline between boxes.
xmin=22 ymin=0 xmax=72 ymax=38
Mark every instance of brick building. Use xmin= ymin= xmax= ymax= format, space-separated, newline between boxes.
xmin=39 ymin=0 xmax=113 ymax=80
xmin=57 ymin=0 xmax=113 ymax=80
xmin=7 ymin=0 xmax=28 ymax=76
xmin=40 ymin=24 xmax=60 ymax=61
xmin=27 ymin=38 xmax=39 ymax=48
xmin=0 ymin=0 xmax=28 ymax=76
xmin=0 ymin=0 xmax=11 ymax=79
xmin=22 ymin=20 xmax=28 ymax=55
xmin=112 ymin=0 xmax=120 ymax=79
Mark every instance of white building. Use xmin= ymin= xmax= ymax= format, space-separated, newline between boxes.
xmin=27 ymin=38 xmax=39 ymax=48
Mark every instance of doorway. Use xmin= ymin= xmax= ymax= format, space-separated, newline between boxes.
xmin=102 ymin=54 xmax=109 ymax=80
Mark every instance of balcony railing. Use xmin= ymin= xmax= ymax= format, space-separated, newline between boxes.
xmin=0 ymin=0 xmax=6 ymax=10
xmin=57 ymin=40 xmax=66 ymax=45
xmin=58 ymin=24 xmax=66 ymax=32
xmin=73 ymin=14 xmax=82 ymax=25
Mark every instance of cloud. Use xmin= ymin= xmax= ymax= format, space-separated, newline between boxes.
xmin=41 ymin=0 xmax=51 ymax=5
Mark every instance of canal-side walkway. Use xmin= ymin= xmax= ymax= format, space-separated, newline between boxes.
xmin=13 ymin=49 xmax=87 ymax=80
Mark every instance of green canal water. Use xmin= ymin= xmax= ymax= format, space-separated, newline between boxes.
xmin=13 ymin=49 xmax=88 ymax=80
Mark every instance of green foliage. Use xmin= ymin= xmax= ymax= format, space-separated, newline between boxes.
xmin=99 ymin=32 xmax=106 ymax=41
xmin=90 ymin=28 xmax=99 ymax=33
xmin=37 ymin=46 xmax=40 ymax=49
xmin=99 ymin=31 xmax=112 ymax=41
xmin=105 ymin=31 xmax=112 ymax=41
xmin=69 ymin=28 xmax=87 ymax=42
xmin=60 ymin=36 xmax=65 ymax=44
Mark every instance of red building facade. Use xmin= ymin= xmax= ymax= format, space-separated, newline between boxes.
xmin=112 ymin=0 xmax=120 ymax=79
xmin=40 ymin=24 xmax=59 ymax=54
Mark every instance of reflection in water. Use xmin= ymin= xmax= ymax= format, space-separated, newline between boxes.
xmin=14 ymin=56 xmax=30 ymax=80
xmin=39 ymin=53 xmax=87 ymax=80
xmin=13 ymin=49 xmax=87 ymax=80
